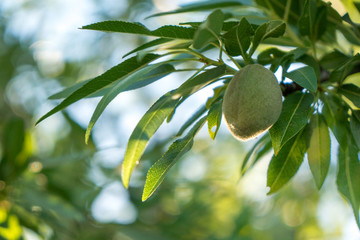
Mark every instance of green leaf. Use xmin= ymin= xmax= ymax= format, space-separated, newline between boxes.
xmin=298 ymin=0 xmax=317 ymax=37
xmin=339 ymin=84 xmax=360 ymax=108
xmin=319 ymin=50 xmax=350 ymax=71
xmin=249 ymin=20 xmax=286 ymax=56
xmin=123 ymin=38 xmax=173 ymax=58
xmin=285 ymin=66 xmax=318 ymax=93
xmin=330 ymin=54 xmax=360 ymax=83
xmin=1 ymin=117 xmax=25 ymax=162
xmin=307 ymin=113 xmax=331 ymax=189
xmin=193 ymin=9 xmax=224 ymax=49
xmin=142 ymin=116 xmax=207 ymax=201
xmin=321 ymin=94 xmax=349 ymax=150
xmin=174 ymin=65 xmax=227 ymax=97
xmin=224 ymin=17 xmax=254 ymax=57
xmin=85 ymin=63 xmax=175 ymax=143
xmin=240 ymin=133 xmax=271 ymax=176
xmin=175 ymin=105 xmax=207 ymax=137
xmin=267 ymin=129 xmax=307 ymax=194
xmin=207 ymin=100 xmax=222 ymax=140
xmin=82 ymin=21 xmax=196 ymax=40
xmin=270 ymin=92 xmax=314 ymax=155
xmin=298 ymin=0 xmax=327 ymax=41
xmin=121 ymin=91 xmax=180 ymax=188
xmin=147 ymin=0 xmax=243 ymax=18
xmin=36 ymin=54 xmax=161 ymax=124
xmin=350 ymin=112 xmax=360 ymax=149
xmin=337 ymin=144 xmax=360 ymax=228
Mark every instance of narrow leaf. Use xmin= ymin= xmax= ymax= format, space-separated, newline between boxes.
xmin=270 ymin=92 xmax=314 ymax=154
xmin=123 ymin=38 xmax=173 ymax=58
xmin=147 ymin=0 xmax=243 ymax=18
xmin=285 ymin=66 xmax=318 ymax=93
xmin=36 ymin=54 xmax=161 ymax=124
xmin=193 ymin=9 xmax=224 ymax=49
xmin=350 ymin=112 xmax=360 ymax=149
xmin=82 ymin=21 xmax=196 ymax=39
xmin=121 ymin=91 xmax=180 ymax=188
xmin=249 ymin=20 xmax=286 ymax=56
xmin=241 ymin=133 xmax=271 ymax=176
xmin=85 ymin=64 xmax=175 ymax=143
xmin=176 ymin=105 xmax=207 ymax=137
xmin=224 ymin=17 xmax=254 ymax=57
xmin=207 ymin=100 xmax=222 ymax=140
xmin=339 ymin=84 xmax=360 ymax=108
xmin=142 ymin=116 xmax=207 ymax=201
xmin=175 ymin=65 xmax=227 ymax=97
xmin=321 ymin=94 xmax=349 ymax=149
xmin=337 ymin=144 xmax=360 ymax=228
xmin=307 ymin=113 xmax=331 ymax=189
xmin=267 ymin=130 xmax=307 ymax=194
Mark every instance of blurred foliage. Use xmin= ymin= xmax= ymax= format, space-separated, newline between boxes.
xmin=0 ymin=0 xmax=356 ymax=239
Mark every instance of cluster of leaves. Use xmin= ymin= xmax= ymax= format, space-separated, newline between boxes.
xmin=37 ymin=0 xmax=360 ymax=227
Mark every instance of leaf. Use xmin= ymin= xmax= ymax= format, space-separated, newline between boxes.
xmin=339 ymin=84 xmax=360 ymax=108
xmin=36 ymin=54 xmax=161 ymax=124
xmin=267 ymin=129 xmax=307 ymax=194
xmin=249 ymin=20 xmax=286 ymax=56
xmin=337 ymin=144 xmax=360 ymax=228
xmin=224 ymin=17 xmax=254 ymax=57
xmin=330 ymin=54 xmax=360 ymax=83
xmin=85 ymin=63 xmax=175 ymax=143
xmin=123 ymin=38 xmax=173 ymax=58
xmin=285 ymin=66 xmax=318 ymax=93
xmin=307 ymin=113 xmax=331 ymax=189
xmin=350 ymin=112 xmax=360 ymax=149
xmin=240 ymin=133 xmax=271 ymax=176
xmin=142 ymin=116 xmax=207 ymax=201
xmin=319 ymin=50 xmax=350 ymax=71
xmin=82 ymin=21 xmax=196 ymax=40
xmin=298 ymin=0 xmax=327 ymax=41
xmin=207 ymin=100 xmax=222 ymax=140
xmin=321 ymin=94 xmax=349 ymax=150
xmin=193 ymin=9 xmax=224 ymax=49
xmin=147 ymin=0 xmax=243 ymax=18
xmin=174 ymin=65 xmax=227 ymax=97
xmin=269 ymin=92 xmax=314 ymax=154
xmin=121 ymin=91 xmax=180 ymax=188
xmin=175 ymin=105 xmax=207 ymax=137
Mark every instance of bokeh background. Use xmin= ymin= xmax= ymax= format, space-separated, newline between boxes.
xmin=0 ymin=0 xmax=359 ymax=239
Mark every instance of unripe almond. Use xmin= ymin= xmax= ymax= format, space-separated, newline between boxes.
xmin=222 ymin=64 xmax=282 ymax=141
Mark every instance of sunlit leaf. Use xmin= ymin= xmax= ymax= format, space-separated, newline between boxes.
xmin=240 ymin=133 xmax=271 ymax=176
xmin=82 ymin=21 xmax=196 ymax=40
xmin=36 ymin=54 xmax=161 ymax=124
xmin=147 ymin=0 xmax=243 ymax=18
xmin=207 ymin=100 xmax=222 ymax=140
xmin=307 ymin=113 xmax=331 ymax=189
xmin=121 ymin=91 xmax=180 ymax=188
xmin=85 ymin=63 xmax=175 ymax=143
xmin=285 ymin=66 xmax=318 ymax=93
xmin=176 ymin=105 xmax=207 ymax=137
xmin=175 ymin=65 xmax=227 ymax=97
xmin=267 ymin=129 xmax=307 ymax=194
xmin=193 ymin=9 xmax=224 ymax=49
xmin=337 ymin=143 xmax=360 ymax=228
xmin=224 ymin=17 xmax=254 ymax=57
xmin=123 ymin=38 xmax=173 ymax=58
xmin=142 ymin=116 xmax=207 ymax=201
xmin=249 ymin=20 xmax=286 ymax=56
xmin=270 ymin=92 xmax=314 ymax=154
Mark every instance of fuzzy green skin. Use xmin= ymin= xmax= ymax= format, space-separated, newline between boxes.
xmin=223 ymin=64 xmax=283 ymax=141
